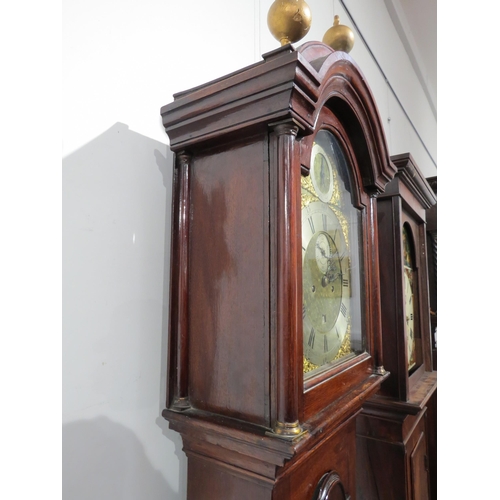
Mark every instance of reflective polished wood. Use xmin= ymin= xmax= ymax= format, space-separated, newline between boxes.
xmin=356 ymin=153 xmax=437 ymax=500
xmin=161 ymin=42 xmax=397 ymax=499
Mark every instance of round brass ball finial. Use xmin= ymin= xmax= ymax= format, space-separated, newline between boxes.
xmin=267 ymin=0 xmax=312 ymax=46
xmin=323 ymin=15 xmax=355 ymax=53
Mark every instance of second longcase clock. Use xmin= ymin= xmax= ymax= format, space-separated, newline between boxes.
xmin=161 ymin=42 xmax=397 ymax=499
xmin=356 ymin=153 xmax=437 ymax=500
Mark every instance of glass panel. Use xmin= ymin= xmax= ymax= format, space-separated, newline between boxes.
xmin=402 ymin=224 xmax=417 ymax=372
xmin=302 ymin=130 xmax=364 ymax=379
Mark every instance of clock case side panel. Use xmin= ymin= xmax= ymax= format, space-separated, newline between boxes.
xmin=187 ymin=137 xmax=272 ymax=426
xmin=167 ymin=135 xmax=273 ymax=428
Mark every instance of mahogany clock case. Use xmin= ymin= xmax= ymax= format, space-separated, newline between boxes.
xmin=375 ymin=152 xmax=436 ymax=403
xmin=425 ymin=176 xmax=437 ymax=370
xmin=424 ymin=175 xmax=437 ymax=498
xmin=160 ymin=42 xmax=398 ymax=499
xmin=355 ymin=153 xmax=437 ymax=500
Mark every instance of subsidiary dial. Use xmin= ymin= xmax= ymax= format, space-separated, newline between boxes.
xmin=310 ymin=143 xmax=335 ymax=203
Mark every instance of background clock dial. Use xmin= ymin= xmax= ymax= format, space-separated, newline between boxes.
xmin=402 ymin=225 xmax=416 ymax=371
xmin=404 ymin=268 xmax=416 ymax=370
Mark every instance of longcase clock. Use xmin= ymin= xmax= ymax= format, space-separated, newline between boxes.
xmin=425 ymin=176 xmax=437 ymax=371
xmin=161 ymin=42 xmax=396 ymax=500
xmin=356 ymin=153 xmax=437 ymax=500
xmin=424 ymin=175 xmax=437 ymax=499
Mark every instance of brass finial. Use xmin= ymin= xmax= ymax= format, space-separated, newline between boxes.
xmin=267 ymin=0 xmax=312 ymax=46
xmin=322 ymin=15 xmax=355 ymax=53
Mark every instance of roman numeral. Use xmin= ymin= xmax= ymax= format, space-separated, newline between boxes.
xmin=340 ymin=302 xmax=347 ymax=317
xmin=342 ymin=278 xmax=349 ymax=287
xmin=302 ymin=304 xmax=306 ymax=319
xmin=324 ymin=336 xmax=329 ymax=352
xmin=308 ymin=328 xmax=316 ymax=348
xmin=322 ymin=213 xmax=327 ymax=231
xmin=308 ymin=217 xmax=315 ymax=234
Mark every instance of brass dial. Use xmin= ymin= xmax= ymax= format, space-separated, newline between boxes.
xmin=402 ymin=226 xmax=416 ymax=371
xmin=302 ymin=201 xmax=350 ymax=366
xmin=301 ymin=130 xmax=361 ymax=375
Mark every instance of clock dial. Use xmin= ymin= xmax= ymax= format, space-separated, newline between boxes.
xmin=302 ymin=130 xmax=363 ymax=376
xmin=402 ymin=225 xmax=416 ymax=371
xmin=302 ymin=202 xmax=350 ymax=366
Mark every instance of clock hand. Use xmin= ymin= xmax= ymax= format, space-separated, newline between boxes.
xmin=316 ymin=243 xmax=328 ymax=258
xmin=321 ymin=269 xmax=342 ymax=289
xmin=326 ymin=268 xmax=342 ymax=283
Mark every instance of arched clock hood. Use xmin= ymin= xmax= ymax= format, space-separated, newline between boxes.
xmin=161 ymin=42 xmax=396 ymax=194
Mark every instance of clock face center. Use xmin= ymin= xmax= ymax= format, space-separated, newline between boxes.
xmin=303 ymin=230 xmax=342 ymax=334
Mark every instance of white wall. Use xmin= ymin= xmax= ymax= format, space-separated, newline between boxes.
xmin=62 ymin=1 xmax=436 ymax=498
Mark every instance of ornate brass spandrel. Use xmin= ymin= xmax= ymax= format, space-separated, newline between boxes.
xmin=328 ymin=167 xmax=342 ymax=208
xmin=303 ymin=325 xmax=353 ymax=375
xmin=303 ymin=357 xmax=317 ymax=374
xmin=335 ymin=324 xmax=353 ymax=359
xmin=331 ymin=206 xmax=350 ymax=253
xmin=300 ymin=175 xmax=317 ymax=209
xmin=301 ymin=176 xmax=350 ymax=252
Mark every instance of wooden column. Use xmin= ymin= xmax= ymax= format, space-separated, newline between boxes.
xmin=169 ymin=151 xmax=191 ymax=410
xmin=368 ymin=193 xmax=386 ymax=375
xmin=271 ymin=122 xmax=304 ymax=437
